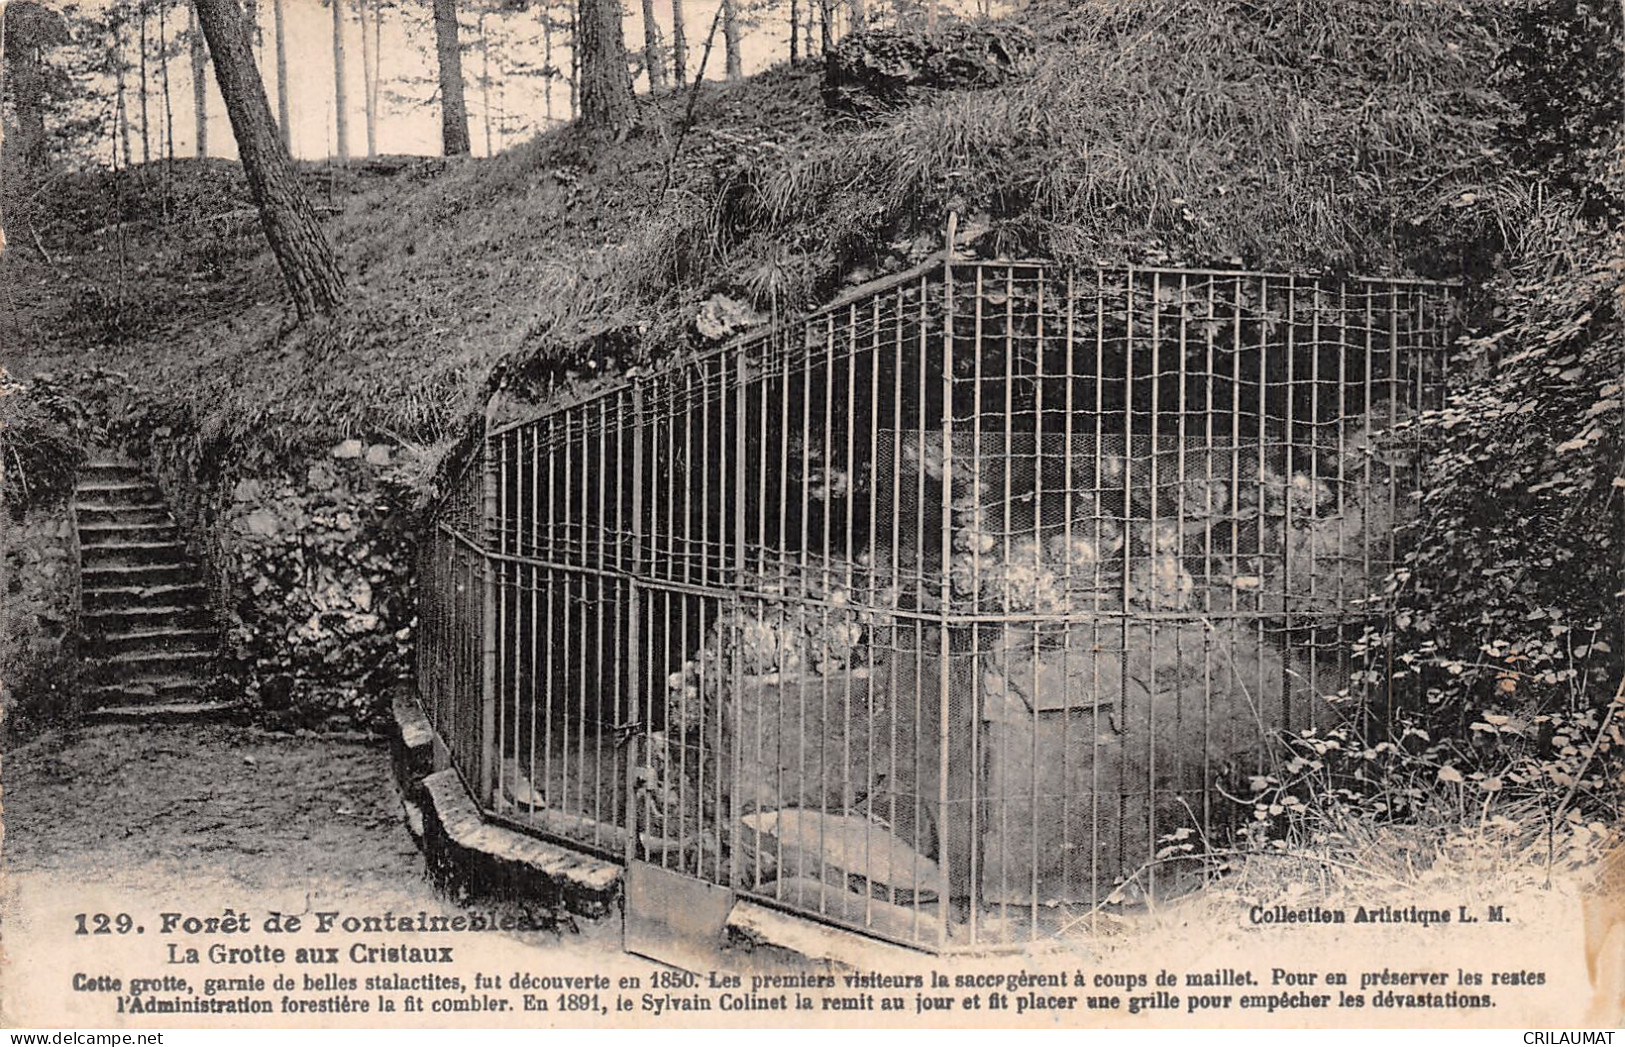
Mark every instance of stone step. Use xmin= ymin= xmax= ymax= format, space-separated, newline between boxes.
xmin=82 ymin=562 xmax=200 ymax=589
xmin=75 ymin=486 xmax=165 ymax=509
xmin=83 ymin=588 xmax=209 ymax=614
xmin=83 ymin=605 xmax=211 ymax=633
xmin=74 ymin=453 xmax=216 ymax=715
xmin=84 ymin=677 xmax=211 ymax=708
xmin=85 ymin=699 xmax=238 ymax=722
xmin=76 ymin=503 xmax=173 ymax=526
xmin=80 ymin=540 xmax=191 ymax=568
xmin=84 ymin=626 xmax=216 ymax=658
xmin=79 ymin=521 xmax=179 ymax=542
xmin=84 ymin=648 xmax=214 ymax=683
xmin=80 ymin=464 xmax=146 ymax=484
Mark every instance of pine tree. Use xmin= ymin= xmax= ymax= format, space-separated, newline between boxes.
xmin=640 ymin=0 xmax=666 ymax=91
xmin=192 ymin=0 xmax=346 ymax=318
xmin=721 ymin=0 xmax=740 ymax=79
xmin=434 ymin=0 xmax=470 ymax=154
xmin=576 ymin=0 xmax=633 ymax=132
xmin=189 ymin=3 xmax=208 ymax=157
xmin=358 ymin=0 xmax=378 ymax=157
xmin=273 ymin=0 xmax=290 ymax=150
xmin=670 ymin=0 xmax=686 ymax=85
xmin=331 ymin=0 xmax=349 ymax=160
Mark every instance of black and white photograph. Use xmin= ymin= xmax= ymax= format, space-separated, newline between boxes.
xmin=0 ymin=0 xmax=1620 ymax=1031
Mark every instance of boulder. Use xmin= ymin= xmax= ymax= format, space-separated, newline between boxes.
xmin=823 ymin=21 xmax=1035 ymax=117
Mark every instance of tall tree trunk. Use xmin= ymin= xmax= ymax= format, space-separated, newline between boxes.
xmin=357 ymin=0 xmax=376 ymax=156
xmin=189 ymin=3 xmax=207 ymax=157
xmin=370 ymin=0 xmax=381 ymax=144
xmin=273 ymin=0 xmax=289 ymax=150
xmin=849 ymin=0 xmax=865 ymax=31
xmin=116 ymin=21 xmax=133 ymax=165
xmin=433 ymin=0 xmax=470 ymax=154
xmin=4 ymin=17 xmax=48 ymax=170
xmin=817 ymin=0 xmax=831 ymax=53
xmin=242 ymin=0 xmax=258 ymax=54
xmin=331 ymin=0 xmax=348 ymax=161
xmin=541 ymin=7 xmax=554 ymax=122
xmin=639 ymin=0 xmax=665 ymax=91
xmin=478 ymin=9 xmax=492 ymax=155
xmin=576 ymin=0 xmax=633 ymax=132
xmin=721 ymin=0 xmax=740 ymax=80
xmin=789 ymin=0 xmax=799 ymax=62
xmin=669 ymin=0 xmax=686 ymax=86
xmin=192 ymin=0 xmax=345 ymax=318
xmin=567 ymin=0 xmax=578 ymax=119
xmin=159 ymin=0 xmax=175 ymax=161
xmin=139 ymin=0 xmax=151 ymax=162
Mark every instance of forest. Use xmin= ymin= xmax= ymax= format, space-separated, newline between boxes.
xmin=0 ymin=0 xmax=1621 ymax=961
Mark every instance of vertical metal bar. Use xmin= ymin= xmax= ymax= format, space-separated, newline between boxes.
xmin=1000 ymin=263 xmax=1014 ymax=932
xmin=865 ymin=292 xmax=883 ymax=925
xmin=698 ymin=360 xmax=713 ymax=880
xmin=1255 ymin=278 xmax=1271 ymax=775
xmin=1336 ymin=285 xmax=1351 ymax=724
xmin=595 ymin=398 xmax=609 ymax=845
xmin=1091 ymin=267 xmax=1108 ymax=916
xmin=775 ymin=329 xmax=792 ymax=900
xmin=498 ymin=429 xmax=511 ymax=813
xmin=1386 ymin=284 xmax=1401 ymax=718
xmin=968 ymin=264 xmax=985 ymax=946
xmin=798 ymin=325 xmax=815 ymax=909
xmin=627 ymin=384 xmax=646 ymax=865
xmin=839 ymin=304 xmax=860 ymax=920
xmin=543 ymin=417 xmax=557 ymax=814
xmin=527 ymin=424 xmax=540 ymax=813
xmin=1201 ymin=275 xmax=1218 ymax=840
xmin=1282 ymin=277 xmax=1297 ymax=731
xmin=1060 ymin=268 xmax=1077 ymax=924
xmin=732 ymin=348 xmax=749 ymax=890
xmin=1146 ymin=270 xmax=1161 ymax=900
xmin=819 ymin=315 xmax=836 ymax=906
xmin=1120 ymin=269 xmax=1138 ymax=883
xmin=937 ymin=235 xmax=957 ymax=946
xmin=1307 ymin=284 xmax=1322 ymax=712
xmin=1029 ymin=265 xmax=1046 ymax=941
xmin=1362 ymin=286 xmax=1376 ymax=715
xmin=480 ymin=397 xmax=500 ymax=808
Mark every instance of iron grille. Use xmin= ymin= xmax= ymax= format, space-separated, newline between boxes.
xmin=416 ymin=257 xmax=1461 ymax=951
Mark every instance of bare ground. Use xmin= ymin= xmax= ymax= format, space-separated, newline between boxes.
xmin=0 ymin=721 xmax=633 ymax=1029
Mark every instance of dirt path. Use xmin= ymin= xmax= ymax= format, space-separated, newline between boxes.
xmin=2 ymin=723 xmax=425 ymax=892
xmin=0 ymin=721 xmax=638 ymax=1028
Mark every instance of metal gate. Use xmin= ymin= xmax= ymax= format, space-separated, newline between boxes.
xmin=417 ymin=256 xmax=1461 ymax=952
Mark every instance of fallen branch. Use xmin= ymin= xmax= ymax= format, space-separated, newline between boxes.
xmin=27 ymin=221 xmax=59 ymax=271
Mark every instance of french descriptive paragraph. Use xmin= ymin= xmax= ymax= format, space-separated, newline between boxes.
xmin=61 ymin=908 xmax=1554 ymax=1022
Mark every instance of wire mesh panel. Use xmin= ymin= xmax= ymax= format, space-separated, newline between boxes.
xmin=419 ymin=257 xmax=1459 ymax=953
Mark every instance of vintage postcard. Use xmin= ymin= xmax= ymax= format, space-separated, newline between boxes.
xmin=1 ymin=0 xmax=1620 ymax=1031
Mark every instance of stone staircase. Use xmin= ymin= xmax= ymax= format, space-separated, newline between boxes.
xmin=75 ymin=458 xmax=226 ymax=718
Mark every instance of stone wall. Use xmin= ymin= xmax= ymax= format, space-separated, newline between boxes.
xmin=145 ymin=439 xmax=420 ymax=730
xmin=1 ymin=502 xmax=80 ymax=732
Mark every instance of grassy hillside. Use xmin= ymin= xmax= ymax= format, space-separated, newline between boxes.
xmin=2 ymin=0 xmax=1513 ymax=470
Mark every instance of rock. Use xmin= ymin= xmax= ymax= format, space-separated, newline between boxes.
xmin=695 ymin=294 xmax=765 ymax=342
xmin=306 ymin=463 xmax=338 ymax=491
xmin=364 ymin=444 xmax=391 ymax=466
xmin=233 ymin=478 xmax=264 ymax=503
xmin=331 ymin=439 xmax=364 ymax=459
xmin=823 ymin=21 xmax=1035 ymax=116
xmin=243 ymin=509 xmax=279 ymax=537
